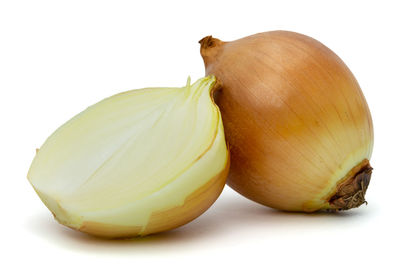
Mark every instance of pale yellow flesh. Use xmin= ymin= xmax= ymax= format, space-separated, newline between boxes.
xmin=28 ymin=76 xmax=229 ymax=235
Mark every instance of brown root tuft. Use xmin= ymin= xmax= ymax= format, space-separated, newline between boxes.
xmin=328 ymin=161 xmax=372 ymax=211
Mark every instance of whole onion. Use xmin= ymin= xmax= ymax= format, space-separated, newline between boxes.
xmin=199 ymin=31 xmax=373 ymax=212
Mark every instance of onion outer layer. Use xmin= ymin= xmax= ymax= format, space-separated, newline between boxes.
xmin=28 ymin=76 xmax=229 ymax=238
xmin=200 ymin=31 xmax=373 ymax=212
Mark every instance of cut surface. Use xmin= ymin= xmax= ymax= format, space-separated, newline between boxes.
xmin=28 ymin=76 xmax=229 ymax=235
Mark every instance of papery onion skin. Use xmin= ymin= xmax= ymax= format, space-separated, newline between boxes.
xmin=28 ymin=76 xmax=229 ymax=238
xmin=199 ymin=31 xmax=373 ymax=212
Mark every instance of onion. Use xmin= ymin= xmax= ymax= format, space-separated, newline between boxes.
xmin=199 ymin=31 xmax=373 ymax=212
xmin=28 ymin=76 xmax=229 ymax=238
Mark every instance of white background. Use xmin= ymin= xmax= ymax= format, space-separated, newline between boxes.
xmin=1 ymin=0 xmax=399 ymax=266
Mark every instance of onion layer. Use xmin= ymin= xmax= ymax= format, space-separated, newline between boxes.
xmin=28 ymin=76 xmax=229 ymax=237
xmin=200 ymin=31 xmax=373 ymax=212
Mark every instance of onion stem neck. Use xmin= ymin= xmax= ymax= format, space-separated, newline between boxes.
xmin=199 ymin=36 xmax=224 ymax=66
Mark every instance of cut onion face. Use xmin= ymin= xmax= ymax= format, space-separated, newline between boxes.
xmin=28 ymin=76 xmax=229 ymax=238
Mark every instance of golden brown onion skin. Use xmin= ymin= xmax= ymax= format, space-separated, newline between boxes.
xmin=200 ymin=31 xmax=373 ymax=212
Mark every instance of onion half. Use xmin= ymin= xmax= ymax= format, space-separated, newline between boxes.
xmin=200 ymin=31 xmax=373 ymax=212
xmin=28 ymin=76 xmax=229 ymax=237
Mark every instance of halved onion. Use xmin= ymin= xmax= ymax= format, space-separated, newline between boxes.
xmin=28 ymin=76 xmax=229 ymax=238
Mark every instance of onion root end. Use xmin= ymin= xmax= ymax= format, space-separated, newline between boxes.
xmin=327 ymin=159 xmax=372 ymax=211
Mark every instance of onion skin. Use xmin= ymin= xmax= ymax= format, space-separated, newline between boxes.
xmin=200 ymin=31 xmax=373 ymax=212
